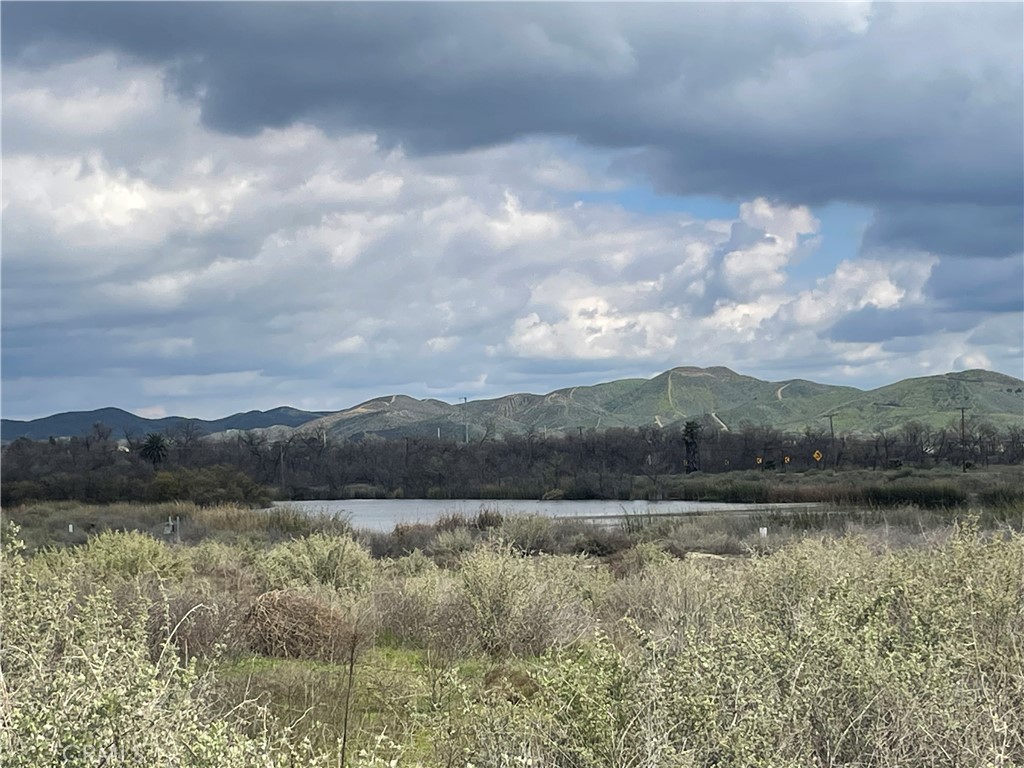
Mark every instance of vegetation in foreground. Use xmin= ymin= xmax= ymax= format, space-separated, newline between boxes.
xmin=2 ymin=503 xmax=1023 ymax=767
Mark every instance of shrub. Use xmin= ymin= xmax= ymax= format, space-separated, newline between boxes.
xmin=0 ymin=533 xmax=337 ymax=767
xmin=146 ymin=467 xmax=273 ymax=507
xmin=494 ymin=513 xmax=556 ymax=554
xmin=612 ymin=541 xmax=673 ymax=577
xmin=533 ymin=630 xmax=681 ymax=768
xmin=187 ymin=539 xmax=257 ymax=585
xmin=186 ymin=504 xmax=348 ymax=541
xmin=978 ymin=486 xmax=1024 ymax=508
xmin=473 ymin=507 xmax=505 ymax=530
xmin=255 ymin=533 xmax=374 ymax=593
xmin=433 ymin=512 xmax=468 ymax=531
xmin=75 ymin=530 xmax=188 ymax=580
xmin=659 ymin=516 xmax=751 ymax=557
xmin=146 ymin=582 xmax=247 ymax=662
xmin=598 ymin=558 xmax=724 ymax=642
xmin=860 ymin=481 xmax=966 ymax=508
xmin=371 ymin=569 xmax=465 ymax=653
xmin=342 ymin=483 xmax=385 ymax=499
xmin=379 ymin=548 xmax=436 ymax=578
xmin=244 ymin=589 xmax=355 ymax=661
xmin=367 ymin=522 xmax=437 ymax=558
xmin=555 ymin=521 xmax=632 ymax=557
xmin=428 ymin=527 xmax=476 ymax=561
xmin=456 ymin=545 xmax=593 ymax=657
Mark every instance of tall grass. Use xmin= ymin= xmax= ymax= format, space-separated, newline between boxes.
xmin=4 ymin=501 xmax=351 ymax=551
xmin=664 ymin=475 xmax=969 ymax=507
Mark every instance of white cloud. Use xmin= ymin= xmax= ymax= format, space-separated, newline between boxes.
xmin=487 ymin=191 xmax=564 ymax=248
xmin=1 ymin=51 xmax=1019 ymax=420
xmin=778 ymin=255 xmax=936 ymax=330
xmin=3 ymin=54 xmax=177 ymax=140
xmin=141 ymin=371 xmax=269 ymax=398
xmin=954 ymin=351 xmax=993 ymax=371
xmin=426 ymin=336 xmax=459 ymax=353
xmin=135 ymin=405 xmax=169 ymax=419
xmin=329 ymin=336 xmax=368 ymax=355
xmin=122 ymin=337 xmax=195 ymax=359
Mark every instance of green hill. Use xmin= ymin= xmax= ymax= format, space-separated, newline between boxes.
xmin=821 ymin=370 xmax=1024 ymax=433
xmin=7 ymin=368 xmax=1021 ymax=443
xmin=291 ymin=367 xmax=1023 ymax=441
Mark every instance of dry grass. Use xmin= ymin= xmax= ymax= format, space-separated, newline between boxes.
xmin=244 ymin=589 xmax=355 ymax=661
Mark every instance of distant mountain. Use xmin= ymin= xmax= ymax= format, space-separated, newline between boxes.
xmin=286 ymin=367 xmax=1023 ymax=442
xmin=1 ymin=406 xmax=329 ymax=442
xmin=5 ymin=368 xmax=1022 ymax=443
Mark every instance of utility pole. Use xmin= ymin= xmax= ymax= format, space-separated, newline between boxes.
xmin=822 ymin=413 xmax=836 ymax=468
xmin=461 ymin=397 xmax=468 ymax=444
xmin=960 ymin=406 xmax=968 ymax=473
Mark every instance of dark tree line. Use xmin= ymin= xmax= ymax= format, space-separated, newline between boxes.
xmin=0 ymin=422 xmax=269 ymax=507
xmin=3 ymin=415 xmax=1023 ymax=506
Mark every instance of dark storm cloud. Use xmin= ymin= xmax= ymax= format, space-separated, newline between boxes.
xmin=826 ymin=305 xmax=972 ymax=344
xmin=863 ymin=204 xmax=1024 ymax=259
xmin=4 ymin=2 xmax=1021 ymax=258
xmin=926 ymin=256 xmax=1024 ymax=315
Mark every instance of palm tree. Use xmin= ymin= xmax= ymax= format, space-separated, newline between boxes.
xmin=140 ymin=433 xmax=169 ymax=468
xmin=683 ymin=420 xmax=703 ymax=473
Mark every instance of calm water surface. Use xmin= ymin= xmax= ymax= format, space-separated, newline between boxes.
xmin=275 ymin=498 xmax=819 ymax=531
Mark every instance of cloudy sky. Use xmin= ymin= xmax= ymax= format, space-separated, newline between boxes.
xmin=2 ymin=2 xmax=1022 ymax=420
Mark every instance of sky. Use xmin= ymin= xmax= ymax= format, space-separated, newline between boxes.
xmin=2 ymin=2 xmax=1022 ymax=421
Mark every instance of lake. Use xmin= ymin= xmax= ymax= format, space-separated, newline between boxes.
xmin=275 ymin=498 xmax=821 ymax=531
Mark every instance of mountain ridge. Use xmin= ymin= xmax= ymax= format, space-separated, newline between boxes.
xmin=1 ymin=406 xmax=331 ymax=442
xmin=3 ymin=367 xmax=1022 ymax=442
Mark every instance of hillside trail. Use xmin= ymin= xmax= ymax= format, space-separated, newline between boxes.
xmin=776 ymin=382 xmax=791 ymax=401
xmin=554 ymin=385 xmax=628 ymax=429
xmin=710 ymin=412 xmax=729 ymax=431
xmin=670 ymin=370 xmax=727 ymax=430
xmin=667 ymin=371 xmax=686 ymax=417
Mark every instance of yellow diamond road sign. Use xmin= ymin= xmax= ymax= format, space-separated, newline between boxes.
xmin=813 ymin=450 xmax=823 ymax=462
